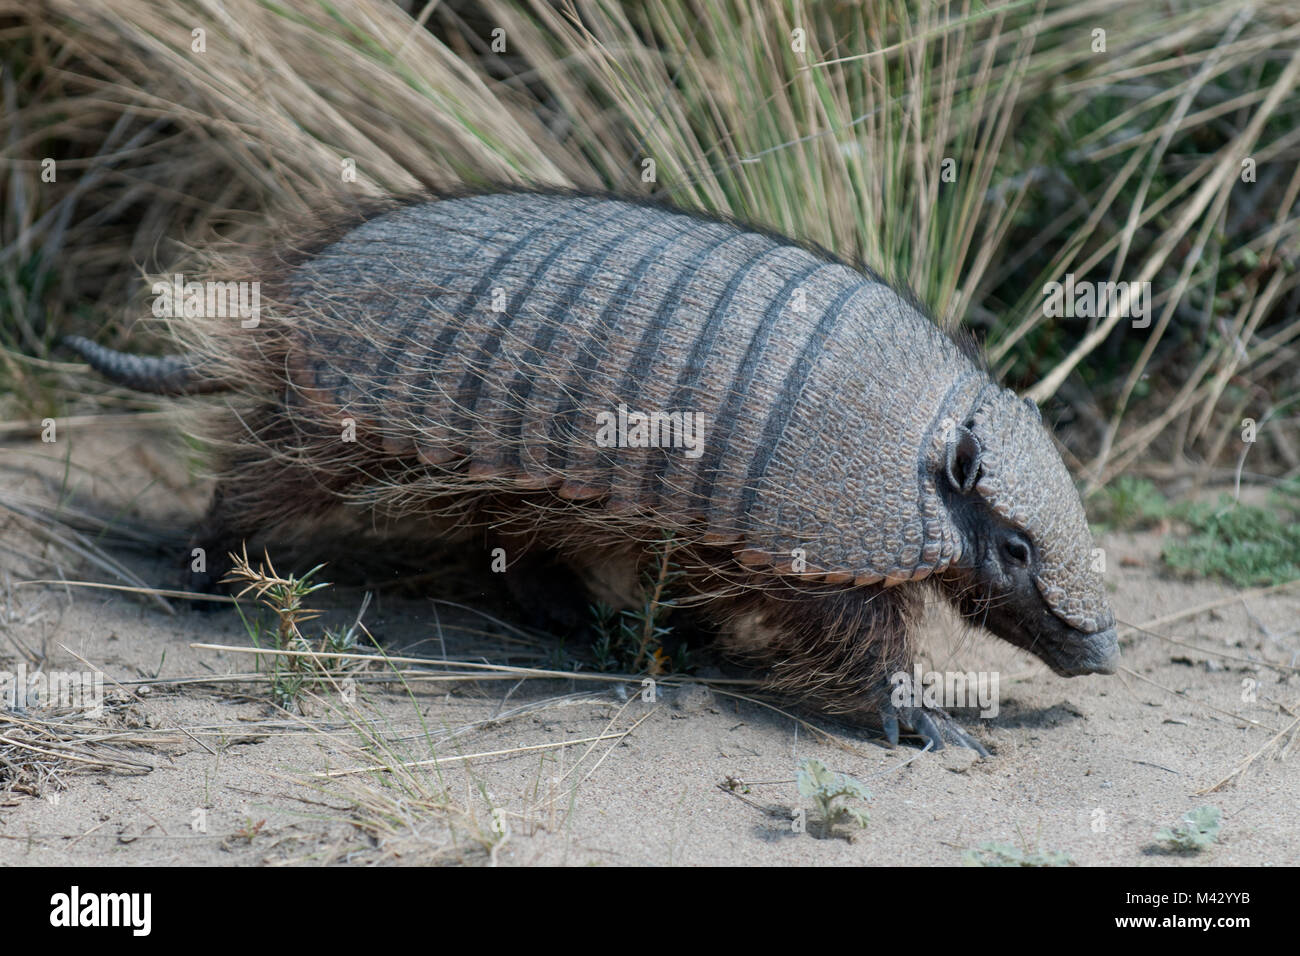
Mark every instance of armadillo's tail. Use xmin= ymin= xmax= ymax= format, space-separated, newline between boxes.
xmin=63 ymin=336 xmax=229 ymax=396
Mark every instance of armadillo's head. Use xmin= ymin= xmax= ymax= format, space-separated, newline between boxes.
xmin=937 ymin=387 xmax=1119 ymax=677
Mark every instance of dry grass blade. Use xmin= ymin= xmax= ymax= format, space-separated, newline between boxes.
xmin=187 ymin=641 xmax=760 ymax=684
xmin=1195 ymin=709 xmax=1300 ymax=795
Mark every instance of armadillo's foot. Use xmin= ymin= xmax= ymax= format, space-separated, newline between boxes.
xmin=878 ymin=701 xmax=989 ymax=757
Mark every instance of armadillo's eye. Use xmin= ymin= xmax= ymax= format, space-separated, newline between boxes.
xmin=1002 ymin=534 xmax=1031 ymax=567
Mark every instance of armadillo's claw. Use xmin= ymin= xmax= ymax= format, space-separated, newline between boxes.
xmin=880 ymin=711 xmax=901 ymax=747
xmin=911 ymin=709 xmax=947 ymax=751
xmin=928 ymin=712 xmax=990 ymax=757
xmin=877 ymin=700 xmax=990 ymax=757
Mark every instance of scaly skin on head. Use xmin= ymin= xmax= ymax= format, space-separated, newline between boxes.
xmin=934 ymin=386 xmax=1119 ymax=678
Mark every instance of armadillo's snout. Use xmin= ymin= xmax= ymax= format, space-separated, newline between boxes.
xmin=1055 ymin=625 xmax=1120 ymax=676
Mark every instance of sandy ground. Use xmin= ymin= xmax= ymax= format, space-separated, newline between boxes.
xmin=1 ymin=419 xmax=1297 ymax=866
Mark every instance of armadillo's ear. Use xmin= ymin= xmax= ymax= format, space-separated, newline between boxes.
xmin=945 ymin=425 xmax=983 ymax=494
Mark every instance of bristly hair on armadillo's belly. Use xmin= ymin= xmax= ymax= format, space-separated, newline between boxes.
xmin=239 ymin=190 xmax=992 ymax=587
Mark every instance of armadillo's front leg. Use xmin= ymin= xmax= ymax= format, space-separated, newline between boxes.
xmin=714 ymin=580 xmax=990 ymax=752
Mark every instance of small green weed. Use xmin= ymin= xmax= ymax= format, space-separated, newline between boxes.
xmin=1162 ymin=494 xmax=1300 ymax=588
xmin=796 ymin=758 xmax=870 ymax=838
xmin=225 ymin=547 xmax=366 ymax=711
xmin=1154 ymin=806 xmax=1222 ymax=853
xmin=1093 ymin=476 xmax=1170 ymax=532
xmin=588 ymin=534 xmax=686 ymax=675
xmin=963 ymin=842 xmax=1072 ymax=867
xmin=1094 ymin=478 xmax=1300 ymax=587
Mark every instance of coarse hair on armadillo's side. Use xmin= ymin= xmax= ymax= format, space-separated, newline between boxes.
xmin=147 ymin=189 xmax=451 ymax=487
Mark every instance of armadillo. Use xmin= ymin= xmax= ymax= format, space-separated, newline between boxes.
xmin=66 ymin=188 xmax=1119 ymax=753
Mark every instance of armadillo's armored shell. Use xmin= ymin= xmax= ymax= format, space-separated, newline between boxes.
xmin=970 ymin=388 xmax=1114 ymax=634
xmin=266 ymin=192 xmax=1041 ymax=587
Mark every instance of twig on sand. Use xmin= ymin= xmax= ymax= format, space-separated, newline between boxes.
xmin=1195 ymin=710 xmax=1300 ymax=795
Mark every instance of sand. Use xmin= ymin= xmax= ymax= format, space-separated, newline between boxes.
xmin=1 ymin=419 xmax=1296 ymax=866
